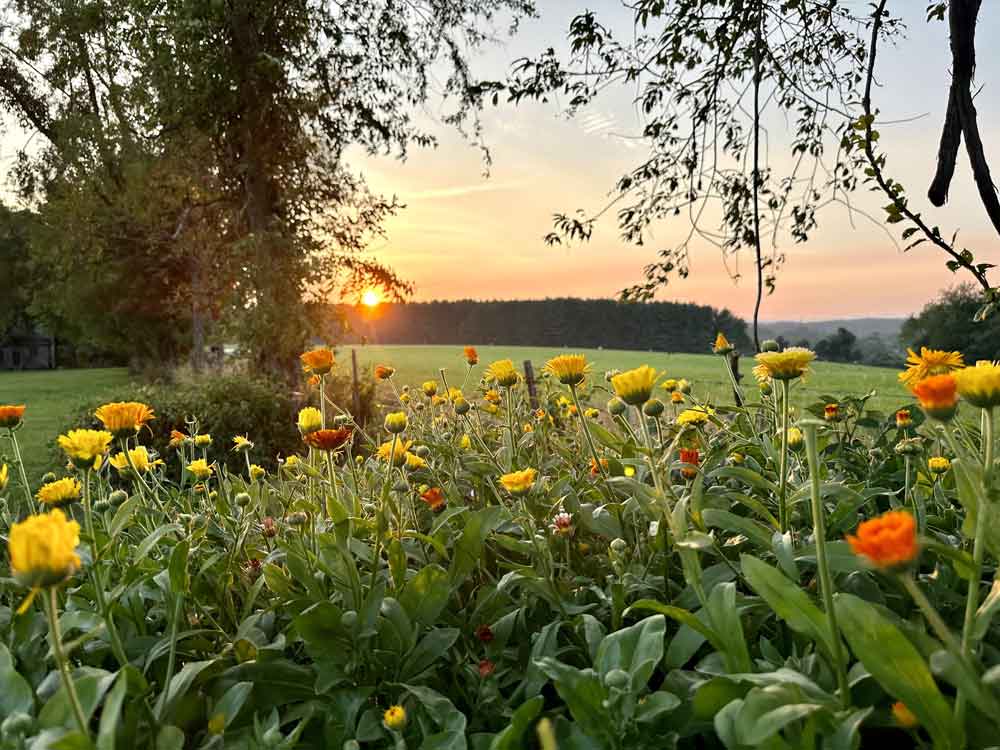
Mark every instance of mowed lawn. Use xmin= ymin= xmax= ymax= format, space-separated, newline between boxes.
xmin=0 ymin=368 xmax=133 ymax=481
xmin=353 ymin=345 xmax=908 ymax=412
xmin=1 ymin=346 xmax=908 ymax=483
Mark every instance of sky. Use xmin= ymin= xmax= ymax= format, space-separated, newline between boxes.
xmin=352 ymin=1 xmax=1000 ymax=322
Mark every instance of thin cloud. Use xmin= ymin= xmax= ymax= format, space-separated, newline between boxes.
xmin=406 ymin=180 xmax=527 ymax=201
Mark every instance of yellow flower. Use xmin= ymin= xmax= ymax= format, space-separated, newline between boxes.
xmin=928 ymin=456 xmax=951 ymax=475
xmin=378 ymin=439 xmax=412 ymax=467
xmin=422 ymin=380 xmax=438 ymax=397
xmin=232 ymin=435 xmax=254 ymax=452
xmin=898 ymin=347 xmax=964 ymax=386
xmin=754 ymin=347 xmax=815 ymax=381
xmin=57 ymin=429 xmax=113 ymax=470
xmin=187 ymin=459 xmax=214 ymax=480
xmin=194 ymin=434 xmax=213 ymax=448
xmin=8 ymin=508 xmax=81 ymax=595
xmin=297 ymin=407 xmax=323 ymax=435
xmin=676 ymin=407 xmax=714 ymax=426
xmin=0 ymin=463 xmax=7 ymax=492
xmin=955 ymin=360 xmax=1000 ymax=409
xmin=405 ymin=452 xmax=427 ymax=471
xmin=448 ymin=387 xmax=463 ymax=402
xmin=545 ymin=354 xmax=590 ymax=386
xmin=484 ymin=389 xmax=501 ymax=405
xmin=584 ymin=408 xmax=599 ymax=419
xmin=486 ymin=359 xmax=519 ymax=388
xmin=500 ymin=468 xmax=537 ymax=495
xmin=712 ymin=333 xmax=733 ymax=355
xmin=282 ymin=455 xmax=303 ymax=472
xmin=786 ymin=426 xmax=804 ymax=451
xmin=36 ymin=478 xmax=81 ymax=507
xmin=95 ymin=402 xmax=155 ymax=438
xmin=611 ymin=366 xmax=658 ymax=406
xmin=384 ymin=705 xmax=407 ymax=731
xmin=384 ymin=411 xmax=408 ymax=434
xmin=460 ymin=434 xmax=472 ymax=450
xmin=249 ymin=464 xmax=266 ymax=481
xmin=109 ymin=446 xmax=161 ymax=476
xmin=660 ymin=379 xmax=678 ymax=393
xmin=300 ymin=347 xmax=335 ymax=376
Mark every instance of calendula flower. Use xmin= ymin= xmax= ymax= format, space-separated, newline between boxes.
xmin=0 ymin=464 xmax=8 ymax=492
xmin=194 ymin=434 xmax=213 ymax=448
xmin=57 ymin=429 xmax=113 ymax=470
xmin=249 ymin=464 xmax=266 ymax=481
xmin=420 ymin=486 xmax=446 ymax=512
xmin=483 ymin=389 xmax=501 ymax=405
xmin=232 ymin=435 xmax=254 ymax=452
xmin=36 ymin=478 xmax=81 ymax=507
xmin=955 ymin=360 xmax=1000 ymax=409
xmin=754 ymin=347 xmax=815 ymax=381
xmin=584 ymin=407 xmax=599 ymax=419
xmin=374 ymin=364 xmax=395 ymax=380
xmin=611 ymin=366 xmax=658 ymax=406
xmin=186 ymin=459 xmax=214 ymax=480
xmin=404 ymin=452 xmax=426 ymax=471
xmin=899 ymin=347 xmax=964 ymax=386
xmin=729 ymin=452 xmax=745 ymax=465
xmin=486 ymin=359 xmax=519 ymax=388
xmin=678 ymin=448 xmax=700 ymax=480
xmin=478 ymin=659 xmax=496 ymax=678
xmin=677 ymin=379 xmax=692 ymax=394
xmin=676 ymin=407 xmax=713 ymax=426
xmin=303 ymin=427 xmax=353 ymax=452
xmin=460 ymin=434 xmax=472 ymax=450
xmin=447 ymin=387 xmax=463 ymax=402
xmin=892 ymin=701 xmax=919 ymax=729
xmin=378 ymin=439 xmax=412 ymax=467
xmin=895 ymin=409 xmax=912 ymax=428
xmin=168 ymin=430 xmax=188 ymax=449
xmin=0 ymin=405 xmax=26 ymax=429
xmin=384 ymin=412 xmax=408 ymax=434
xmin=660 ymin=379 xmax=678 ymax=393
xmin=95 ymin=402 xmax=155 ymax=438
xmin=476 ymin=624 xmax=494 ymax=643
xmin=786 ymin=426 xmax=804 ymax=451
xmin=384 ymin=705 xmax=407 ymax=731
xmin=8 ymin=509 xmax=81 ymax=611
xmin=670 ymin=391 xmax=684 ymax=404
xmin=712 ymin=332 xmax=733 ymax=355
xmin=500 ymin=468 xmax=537 ymax=495
xmin=422 ymin=380 xmax=438 ymax=397
xmin=550 ymin=512 xmax=574 ymax=536
xmin=928 ymin=456 xmax=951 ymax=475
xmin=911 ymin=374 xmax=959 ymax=421
xmin=297 ymin=407 xmax=323 ymax=435
xmin=300 ymin=347 xmax=335 ymax=376
xmin=589 ymin=457 xmax=609 ymax=477
xmin=464 ymin=346 xmax=479 ymax=366
xmin=824 ymin=403 xmax=839 ymax=422
xmin=282 ymin=454 xmax=303 ymax=472
xmin=847 ymin=510 xmax=918 ymax=569
xmin=109 ymin=446 xmax=161 ymax=476
xmin=545 ymin=354 xmax=590 ymax=386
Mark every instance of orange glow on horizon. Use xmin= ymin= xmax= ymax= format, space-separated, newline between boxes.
xmin=361 ymin=289 xmax=381 ymax=308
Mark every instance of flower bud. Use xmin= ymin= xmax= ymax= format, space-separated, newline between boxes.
xmin=760 ymin=339 xmax=781 ymax=352
xmin=384 ymin=411 xmax=408 ymax=434
xmin=607 ymin=397 xmax=626 ymax=416
xmin=108 ymin=489 xmax=128 ymax=507
xmin=454 ymin=397 xmax=471 ymax=415
xmin=235 ymin=492 xmax=251 ymax=507
xmin=642 ymin=399 xmax=665 ymax=417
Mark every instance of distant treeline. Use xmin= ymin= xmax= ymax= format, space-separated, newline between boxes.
xmin=338 ymin=298 xmax=751 ymax=353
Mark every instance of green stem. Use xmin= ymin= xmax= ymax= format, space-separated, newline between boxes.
xmin=8 ymin=429 xmax=35 ymax=514
xmin=46 ymin=587 xmax=89 ymax=737
xmin=900 ymin=574 xmax=965 ymax=658
xmin=82 ymin=470 xmax=129 ymax=668
xmin=570 ymin=386 xmax=607 ymax=480
xmin=158 ymin=592 xmax=184 ymax=722
xmin=803 ymin=425 xmax=850 ymax=709
xmin=778 ymin=379 xmax=791 ymax=533
xmin=956 ymin=407 xmax=993 ymax=725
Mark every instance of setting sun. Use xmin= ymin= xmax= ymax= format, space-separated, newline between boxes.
xmin=361 ymin=289 xmax=381 ymax=307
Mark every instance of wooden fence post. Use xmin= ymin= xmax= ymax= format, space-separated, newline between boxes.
xmin=523 ymin=360 xmax=539 ymax=410
xmin=351 ymin=348 xmax=361 ymax=417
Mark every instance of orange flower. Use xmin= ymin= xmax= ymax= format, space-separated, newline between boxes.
xmin=895 ymin=408 xmax=912 ymax=428
xmin=0 ymin=405 xmax=25 ymax=429
xmin=910 ymin=374 xmax=958 ymax=421
xmin=300 ymin=347 xmax=335 ymax=376
xmin=420 ymin=486 xmax=446 ymax=512
xmin=374 ymin=364 xmax=395 ymax=380
xmin=824 ymin=403 xmax=839 ymax=422
xmin=679 ymin=448 xmax=700 ymax=480
xmin=464 ymin=346 xmax=479 ymax=366
xmin=168 ymin=430 xmax=188 ymax=449
xmin=589 ymin=457 xmax=609 ymax=477
xmin=95 ymin=402 xmax=155 ymax=438
xmin=892 ymin=701 xmax=919 ymax=729
xmin=846 ymin=510 xmax=918 ymax=569
xmin=303 ymin=427 xmax=353 ymax=452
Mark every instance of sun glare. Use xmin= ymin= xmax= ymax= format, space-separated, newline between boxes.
xmin=361 ymin=289 xmax=381 ymax=307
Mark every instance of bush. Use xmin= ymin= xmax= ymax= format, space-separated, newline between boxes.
xmin=57 ymin=371 xmax=376 ymax=473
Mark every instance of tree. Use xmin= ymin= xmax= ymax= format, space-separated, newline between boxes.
xmin=900 ymin=284 xmax=1000 ymax=362
xmin=814 ymin=327 xmax=857 ymax=363
xmin=0 ymin=0 xmax=535 ymax=373
xmin=506 ymin=0 xmax=895 ymax=350
xmin=0 ymin=205 xmax=34 ymax=336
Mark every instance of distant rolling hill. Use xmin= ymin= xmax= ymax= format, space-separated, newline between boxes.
xmin=759 ymin=318 xmax=905 ymax=345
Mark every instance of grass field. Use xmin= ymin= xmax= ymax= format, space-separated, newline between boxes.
xmin=0 ymin=346 xmax=908 ymax=483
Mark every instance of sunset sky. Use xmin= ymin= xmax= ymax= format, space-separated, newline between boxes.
xmin=355 ymin=2 xmax=1000 ymax=322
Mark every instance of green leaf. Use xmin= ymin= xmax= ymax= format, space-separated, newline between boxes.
xmin=929 ymin=649 xmax=1000 ymax=717
xmin=167 ymin=540 xmax=189 ymax=595
xmin=155 ymin=725 xmax=184 ymax=750
xmin=96 ymin=670 xmax=129 ymax=750
xmin=400 ymin=684 xmax=467 ymax=750
xmin=399 ymin=628 xmax=459 ymax=682
xmin=822 ymin=707 xmax=872 ymax=750
xmin=211 ymin=681 xmax=253 ymax=732
xmin=448 ymin=506 xmax=503 ymax=586
xmin=399 ymin=564 xmax=451 ymax=626
xmin=40 ymin=668 xmax=116 ymax=729
xmin=0 ymin=643 xmax=33 ymax=719
xmin=625 ymin=599 xmax=725 ymax=653
xmin=154 ymin=659 xmax=218 ymax=720
xmin=108 ymin=496 xmax=140 ymax=539
xmin=135 ymin=524 xmax=181 ymax=561
xmin=702 ymin=509 xmax=774 ymax=548
xmin=834 ymin=593 xmax=960 ymax=750
xmin=974 ymin=580 xmax=1000 ymax=641
xmin=487 ymin=696 xmax=544 ymax=750
xmin=519 ymin=620 xmax=562 ymax=700
xmin=741 ymin=555 xmax=837 ymax=658
xmin=535 ymin=659 xmax=611 ymax=744
xmin=705 ymin=582 xmax=752 ymax=673
xmin=594 ymin=615 xmax=665 ymax=693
